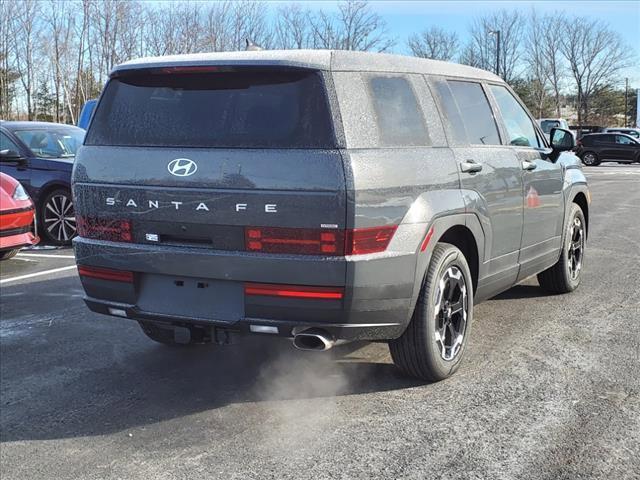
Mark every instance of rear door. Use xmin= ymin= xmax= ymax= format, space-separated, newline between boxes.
xmin=595 ymin=134 xmax=616 ymax=160
xmin=487 ymin=84 xmax=564 ymax=279
xmin=74 ymin=67 xmax=347 ymax=257
xmin=430 ymin=77 xmax=523 ymax=293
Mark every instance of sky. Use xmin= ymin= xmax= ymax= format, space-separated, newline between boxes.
xmin=284 ymin=0 xmax=640 ymax=87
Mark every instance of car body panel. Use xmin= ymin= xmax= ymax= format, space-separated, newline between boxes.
xmin=0 ymin=173 xmax=38 ymax=252
xmin=72 ymin=50 xmax=588 ymax=342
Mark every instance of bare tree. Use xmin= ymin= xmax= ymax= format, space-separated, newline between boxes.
xmin=309 ymin=0 xmax=394 ymax=52
xmin=0 ymin=0 xmax=19 ymax=118
xmin=11 ymin=0 xmax=42 ymax=120
xmin=408 ymin=26 xmax=459 ymax=61
xmin=274 ymin=3 xmax=312 ymax=50
xmin=539 ymin=14 xmax=566 ymax=117
xmin=560 ymin=16 xmax=632 ymax=125
xmin=523 ymin=9 xmax=550 ymax=118
xmin=201 ymin=1 xmax=234 ymax=52
xmin=463 ymin=9 xmax=525 ymax=82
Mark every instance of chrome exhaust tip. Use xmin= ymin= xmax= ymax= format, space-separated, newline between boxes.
xmin=292 ymin=329 xmax=335 ymax=351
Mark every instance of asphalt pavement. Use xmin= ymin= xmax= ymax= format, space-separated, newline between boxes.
xmin=1 ymin=164 xmax=639 ymax=480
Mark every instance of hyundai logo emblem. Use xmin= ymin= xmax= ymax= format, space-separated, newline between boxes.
xmin=168 ymin=158 xmax=198 ymax=177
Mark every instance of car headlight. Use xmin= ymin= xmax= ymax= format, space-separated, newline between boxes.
xmin=13 ymin=183 xmax=30 ymax=201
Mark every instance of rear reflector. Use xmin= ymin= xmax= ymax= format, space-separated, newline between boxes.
xmin=244 ymin=225 xmax=397 ymax=256
xmin=78 ymin=265 xmax=134 ymax=283
xmin=245 ymin=283 xmax=344 ymax=300
xmin=77 ymin=216 xmax=132 ymax=242
xmin=420 ymin=226 xmax=435 ymax=252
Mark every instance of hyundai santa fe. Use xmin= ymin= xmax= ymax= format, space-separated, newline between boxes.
xmin=72 ymin=50 xmax=589 ymax=381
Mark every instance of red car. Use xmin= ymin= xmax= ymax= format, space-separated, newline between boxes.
xmin=0 ymin=172 xmax=38 ymax=260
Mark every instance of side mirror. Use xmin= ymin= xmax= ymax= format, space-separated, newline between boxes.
xmin=550 ymin=128 xmax=575 ymax=151
xmin=0 ymin=149 xmax=24 ymax=162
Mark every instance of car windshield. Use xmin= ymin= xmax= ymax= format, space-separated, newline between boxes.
xmin=540 ymin=120 xmax=561 ymax=134
xmin=13 ymin=128 xmax=85 ymax=158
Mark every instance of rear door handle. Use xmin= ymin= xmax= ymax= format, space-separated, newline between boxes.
xmin=460 ymin=160 xmax=483 ymax=173
xmin=522 ymin=160 xmax=537 ymax=171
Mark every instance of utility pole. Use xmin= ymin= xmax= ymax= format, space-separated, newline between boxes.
xmin=488 ymin=30 xmax=501 ymax=77
xmin=624 ymin=77 xmax=629 ymax=127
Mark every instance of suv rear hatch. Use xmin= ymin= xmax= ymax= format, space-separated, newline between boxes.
xmin=73 ymin=66 xmax=348 ymax=322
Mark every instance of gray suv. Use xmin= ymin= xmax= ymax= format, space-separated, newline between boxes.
xmin=72 ymin=50 xmax=589 ymax=381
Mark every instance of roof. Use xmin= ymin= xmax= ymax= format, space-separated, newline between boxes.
xmin=113 ymin=49 xmax=502 ymax=82
xmin=1 ymin=120 xmax=83 ymax=131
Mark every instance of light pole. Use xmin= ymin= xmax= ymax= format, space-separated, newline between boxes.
xmin=488 ymin=29 xmax=501 ymax=77
xmin=624 ymin=77 xmax=629 ymax=127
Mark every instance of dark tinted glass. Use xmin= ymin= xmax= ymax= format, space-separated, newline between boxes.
xmin=368 ymin=76 xmax=430 ymax=146
xmin=595 ymin=135 xmax=614 ymax=143
xmin=431 ymin=80 xmax=467 ymax=145
xmin=86 ymin=70 xmax=335 ymax=148
xmin=447 ymin=80 xmax=500 ymax=145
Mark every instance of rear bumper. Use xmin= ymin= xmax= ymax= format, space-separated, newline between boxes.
xmin=74 ymin=237 xmax=417 ymax=341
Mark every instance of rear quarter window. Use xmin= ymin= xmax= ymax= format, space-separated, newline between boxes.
xmin=367 ymin=76 xmax=430 ymax=147
xmin=85 ymin=69 xmax=336 ymax=149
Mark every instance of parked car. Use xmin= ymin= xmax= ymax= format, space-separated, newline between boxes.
xmin=73 ymin=50 xmax=588 ymax=381
xmin=539 ymin=118 xmax=572 ymax=140
xmin=604 ymin=127 xmax=640 ymax=139
xmin=78 ymin=99 xmax=98 ymax=130
xmin=576 ymin=133 xmax=640 ymax=166
xmin=0 ymin=172 xmax=38 ymax=260
xmin=0 ymin=121 xmax=84 ymax=245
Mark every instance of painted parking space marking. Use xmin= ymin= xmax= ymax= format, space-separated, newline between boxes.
xmin=0 ymin=265 xmax=78 ymax=285
xmin=16 ymin=253 xmax=76 ymax=259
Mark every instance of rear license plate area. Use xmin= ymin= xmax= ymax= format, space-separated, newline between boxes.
xmin=137 ymin=274 xmax=244 ymax=323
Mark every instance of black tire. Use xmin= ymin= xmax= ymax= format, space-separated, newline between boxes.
xmin=139 ymin=321 xmax=204 ymax=346
xmin=581 ymin=152 xmax=600 ymax=166
xmin=537 ymin=203 xmax=586 ymax=294
xmin=389 ymin=243 xmax=474 ymax=382
xmin=39 ymin=188 xmax=76 ymax=246
xmin=0 ymin=249 xmax=20 ymax=261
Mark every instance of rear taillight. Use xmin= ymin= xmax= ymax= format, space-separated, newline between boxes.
xmin=245 ymin=283 xmax=344 ymax=300
xmin=77 ymin=216 xmax=132 ymax=242
xmin=78 ymin=265 xmax=134 ymax=283
xmin=245 ymin=227 xmax=345 ymax=255
xmin=346 ymin=226 xmax=397 ymax=255
xmin=244 ymin=225 xmax=397 ymax=256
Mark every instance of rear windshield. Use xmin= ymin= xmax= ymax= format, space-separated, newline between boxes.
xmin=85 ymin=69 xmax=336 ymax=148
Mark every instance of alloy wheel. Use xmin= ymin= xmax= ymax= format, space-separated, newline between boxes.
xmin=583 ymin=153 xmax=597 ymax=165
xmin=43 ymin=193 xmax=76 ymax=242
xmin=433 ymin=266 xmax=468 ymax=361
xmin=568 ymin=216 xmax=584 ymax=281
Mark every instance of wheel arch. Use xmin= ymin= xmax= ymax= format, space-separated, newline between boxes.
xmin=409 ymin=214 xmax=484 ymax=319
xmin=572 ymin=191 xmax=589 ymax=238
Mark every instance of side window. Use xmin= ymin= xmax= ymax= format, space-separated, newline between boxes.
xmin=447 ymin=80 xmax=501 ymax=145
xmin=616 ymin=135 xmax=634 ymax=145
xmin=431 ymin=80 xmax=468 ymax=145
xmin=368 ymin=76 xmax=430 ymax=147
xmin=489 ymin=84 xmax=540 ymax=148
xmin=1 ymin=132 xmax=21 ymax=152
xmin=595 ymin=135 xmax=613 ymax=144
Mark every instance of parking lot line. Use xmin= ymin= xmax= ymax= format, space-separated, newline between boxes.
xmin=16 ymin=253 xmax=76 ymax=259
xmin=0 ymin=265 xmax=78 ymax=285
